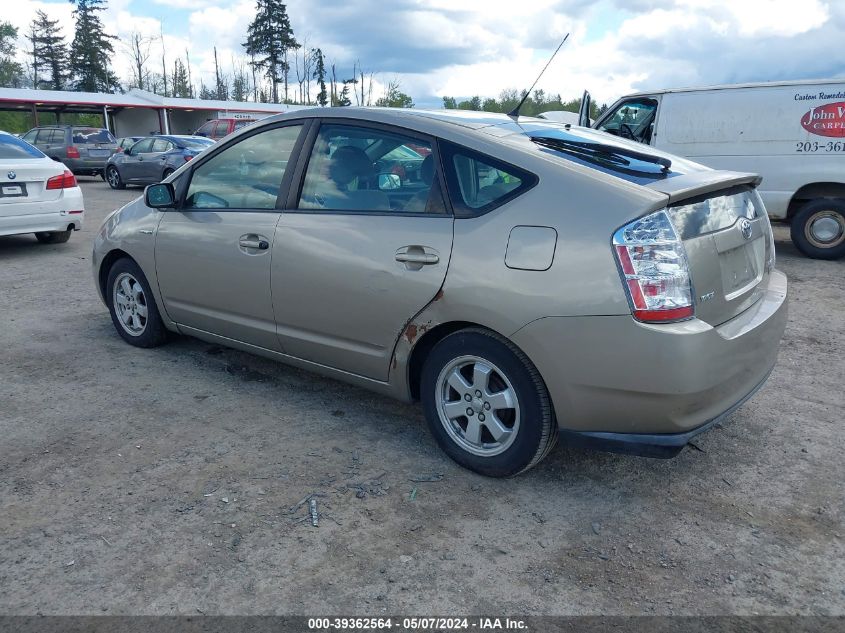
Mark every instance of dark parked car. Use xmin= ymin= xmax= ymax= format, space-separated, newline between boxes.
xmin=105 ymin=135 xmax=214 ymax=189
xmin=21 ymin=125 xmax=119 ymax=176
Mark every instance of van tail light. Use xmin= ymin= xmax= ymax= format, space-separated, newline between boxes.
xmin=46 ymin=170 xmax=78 ymax=190
xmin=612 ymin=209 xmax=694 ymax=323
xmin=66 ymin=146 xmax=81 ymax=158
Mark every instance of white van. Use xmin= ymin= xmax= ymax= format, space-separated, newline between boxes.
xmin=582 ymin=79 xmax=845 ymax=259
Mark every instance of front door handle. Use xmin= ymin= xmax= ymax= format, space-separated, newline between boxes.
xmin=239 ymin=237 xmax=270 ymax=250
xmin=395 ymin=246 xmax=439 ymax=268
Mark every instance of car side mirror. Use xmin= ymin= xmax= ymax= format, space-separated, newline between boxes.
xmin=378 ymin=173 xmax=401 ymax=191
xmin=145 ymin=183 xmax=176 ymax=209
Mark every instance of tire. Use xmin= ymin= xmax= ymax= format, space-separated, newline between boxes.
xmin=790 ymin=199 xmax=845 ymax=260
xmin=420 ymin=328 xmax=557 ymax=477
xmin=162 ymin=168 xmax=174 ymax=181
xmin=106 ymin=257 xmax=168 ymax=348
xmin=35 ymin=230 xmax=71 ymax=244
xmin=106 ymin=166 xmax=125 ymax=190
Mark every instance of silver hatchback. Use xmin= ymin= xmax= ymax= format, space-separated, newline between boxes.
xmin=93 ymin=108 xmax=787 ymax=476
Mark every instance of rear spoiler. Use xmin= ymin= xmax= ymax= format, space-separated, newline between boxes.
xmin=646 ymin=171 xmax=762 ymax=205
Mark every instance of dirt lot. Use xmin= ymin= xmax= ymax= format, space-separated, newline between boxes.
xmin=0 ymin=178 xmax=842 ymax=616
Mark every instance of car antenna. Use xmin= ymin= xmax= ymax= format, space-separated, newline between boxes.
xmin=508 ymin=33 xmax=570 ymax=119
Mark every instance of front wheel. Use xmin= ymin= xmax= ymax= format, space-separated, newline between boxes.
xmin=790 ymin=199 xmax=845 ymax=260
xmin=420 ymin=328 xmax=557 ymax=477
xmin=106 ymin=258 xmax=168 ymax=347
xmin=106 ymin=166 xmax=125 ymax=190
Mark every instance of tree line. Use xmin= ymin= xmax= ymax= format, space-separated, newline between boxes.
xmin=0 ymin=0 xmax=415 ymax=108
xmin=442 ymin=89 xmax=605 ymax=119
xmin=0 ymin=0 xmax=601 ymax=116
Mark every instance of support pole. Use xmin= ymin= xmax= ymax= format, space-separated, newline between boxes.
xmin=103 ymin=106 xmax=111 ymax=132
xmin=31 ymin=103 xmax=40 ymax=127
xmin=163 ymin=108 xmax=171 ymax=134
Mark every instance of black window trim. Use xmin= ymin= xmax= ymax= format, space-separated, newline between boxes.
xmin=283 ymin=117 xmax=454 ymax=218
xmin=438 ymin=140 xmax=538 ymax=219
xmin=172 ymin=118 xmax=312 ymax=213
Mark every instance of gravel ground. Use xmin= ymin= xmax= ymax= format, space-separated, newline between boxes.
xmin=0 ymin=178 xmax=842 ymax=615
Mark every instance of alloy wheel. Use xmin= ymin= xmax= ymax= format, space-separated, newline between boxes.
xmin=112 ymin=273 xmax=148 ymax=336
xmin=435 ymin=355 xmax=521 ymax=457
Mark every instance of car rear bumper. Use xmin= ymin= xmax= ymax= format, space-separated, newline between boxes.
xmin=0 ymin=188 xmax=85 ymax=236
xmin=511 ymin=269 xmax=788 ymax=440
xmin=65 ymin=156 xmax=109 ymax=174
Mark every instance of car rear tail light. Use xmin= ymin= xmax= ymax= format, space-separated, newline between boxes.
xmin=66 ymin=146 xmax=81 ymax=158
xmin=46 ymin=170 xmax=78 ymax=190
xmin=613 ymin=209 xmax=694 ymax=323
xmin=184 ymin=155 xmax=193 ymax=162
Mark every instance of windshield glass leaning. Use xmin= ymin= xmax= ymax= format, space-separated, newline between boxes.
xmin=0 ymin=135 xmax=45 ymax=159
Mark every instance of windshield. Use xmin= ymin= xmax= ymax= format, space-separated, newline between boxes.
xmin=72 ymin=128 xmax=117 ymax=144
xmin=0 ymin=135 xmax=46 ymax=159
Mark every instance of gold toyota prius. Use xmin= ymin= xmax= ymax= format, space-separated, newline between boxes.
xmin=93 ymin=108 xmax=788 ymax=477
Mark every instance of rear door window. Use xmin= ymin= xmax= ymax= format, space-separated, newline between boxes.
xmin=297 ymin=124 xmax=445 ymax=214
xmin=440 ymin=142 xmax=535 ymax=216
xmin=35 ymin=129 xmax=56 ymax=144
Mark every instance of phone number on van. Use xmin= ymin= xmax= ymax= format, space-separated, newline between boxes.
xmin=796 ymin=141 xmax=845 ymax=153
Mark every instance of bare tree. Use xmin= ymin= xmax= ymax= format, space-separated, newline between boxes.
xmin=159 ymin=22 xmax=168 ymax=97
xmin=185 ymin=48 xmax=193 ymax=98
xmin=126 ymin=31 xmax=152 ymax=90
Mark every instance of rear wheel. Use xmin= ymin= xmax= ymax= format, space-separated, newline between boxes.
xmin=106 ymin=166 xmax=125 ymax=190
xmin=106 ymin=258 xmax=168 ymax=348
xmin=162 ymin=168 xmax=174 ymax=180
xmin=420 ymin=328 xmax=557 ymax=477
xmin=35 ymin=230 xmax=71 ymax=244
xmin=791 ymin=199 xmax=845 ymax=260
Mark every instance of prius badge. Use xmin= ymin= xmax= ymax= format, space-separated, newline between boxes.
xmin=739 ymin=218 xmax=753 ymax=240
xmin=7 ymin=171 xmax=15 ymax=180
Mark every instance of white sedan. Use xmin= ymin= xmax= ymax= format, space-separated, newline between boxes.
xmin=0 ymin=130 xmax=84 ymax=244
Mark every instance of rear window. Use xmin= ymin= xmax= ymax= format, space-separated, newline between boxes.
xmin=72 ymin=128 xmax=116 ymax=144
xmin=0 ymin=135 xmax=45 ymax=159
xmin=440 ymin=141 xmax=536 ymax=216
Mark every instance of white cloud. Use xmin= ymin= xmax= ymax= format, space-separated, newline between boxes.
xmin=8 ymin=0 xmax=845 ymax=108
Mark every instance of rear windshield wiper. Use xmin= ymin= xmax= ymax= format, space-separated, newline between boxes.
xmin=530 ymin=136 xmax=672 ymax=176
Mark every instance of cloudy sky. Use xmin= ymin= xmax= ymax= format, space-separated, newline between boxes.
xmin=8 ymin=0 xmax=845 ymax=107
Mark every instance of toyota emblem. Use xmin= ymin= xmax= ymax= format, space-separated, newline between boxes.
xmin=7 ymin=171 xmax=15 ymax=180
xmin=739 ymin=218 xmax=753 ymax=240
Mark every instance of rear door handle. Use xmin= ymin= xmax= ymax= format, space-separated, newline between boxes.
xmin=239 ymin=238 xmax=269 ymax=250
xmin=395 ymin=246 xmax=439 ymax=267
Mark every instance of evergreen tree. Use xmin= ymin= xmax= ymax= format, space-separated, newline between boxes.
xmin=243 ymin=0 xmax=297 ymax=103
xmin=0 ymin=22 xmax=24 ymax=88
xmin=338 ymin=82 xmax=351 ymax=107
xmin=171 ymin=58 xmax=191 ymax=98
xmin=69 ymin=0 xmax=118 ymax=92
xmin=312 ymin=48 xmax=327 ymax=106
